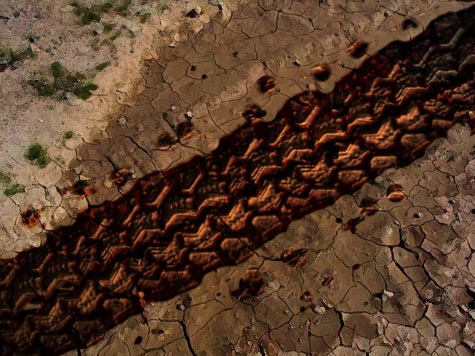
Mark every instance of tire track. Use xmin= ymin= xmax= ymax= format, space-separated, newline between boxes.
xmin=1 ymin=5 xmax=475 ymax=355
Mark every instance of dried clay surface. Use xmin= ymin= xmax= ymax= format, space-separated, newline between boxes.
xmin=0 ymin=0 xmax=471 ymax=258
xmin=67 ymin=2 xmax=475 ymax=355
xmin=1 ymin=1 xmax=475 ymax=355
xmin=65 ymin=124 xmax=475 ymax=356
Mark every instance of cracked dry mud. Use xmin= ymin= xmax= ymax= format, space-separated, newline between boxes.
xmin=2 ymin=1 xmax=475 ymax=355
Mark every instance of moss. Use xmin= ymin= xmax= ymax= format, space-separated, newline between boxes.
xmin=95 ymin=61 xmax=111 ymax=71
xmin=64 ymin=131 xmax=74 ymax=139
xmin=25 ymin=143 xmax=49 ymax=168
xmin=26 ymin=143 xmax=45 ymax=160
xmin=4 ymin=184 xmax=25 ymax=197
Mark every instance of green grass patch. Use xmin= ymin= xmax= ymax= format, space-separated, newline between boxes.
xmin=25 ymin=143 xmax=49 ymax=168
xmin=4 ymin=184 xmax=25 ymax=197
xmin=95 ymin=61 xmax=111 ymax=71
xmin=127 ymin=29 xmax=136 ymax=38
xmin=183 ymin=20 xmax=194 ymax=32
xmin=28 ymin=61 xmax=98 ymax=100
xmin=64 ymin=130 xmax=74 ymax=139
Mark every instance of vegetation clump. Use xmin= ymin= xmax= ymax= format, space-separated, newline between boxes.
xmin=71 ymin=1 xmax=114 ymax=24
xmin=73 ymin=82 xmax=99 ymax=99
xmin=4 ymin=184 xmax=25 ymax=197
xmin=95 ymin=61 xmax=111 ymax=71
xmin=0 ymin=172 xmax=11 ymax=185
xmin=80 ymin=7 xmax=102 ymax=24
xmin=0 ymin=46 xmax=36 ymax=71
xmin=28 ymin=61 xmax=98 ymax=100
xmin=0 ymin=172 xmax=25 ymax=197
xmin=25 ymin=33 xmax=39 ymax=43
xmin=116 ymin=0 xmax=132 ymax=16
xmin=138 ymin=11 xmax=151 ymax=23
xmin=25 ymin=143 xmax=50 ymax=168
xmin=157 ymin=0 xmax=169 ymax=12
xmin=102 ymin=22 xmax=115 ymax=33
xmin=64 ymin=131 xmax=74 ymax=139
xmin=71 ymin=0 xmax=133 ymax=24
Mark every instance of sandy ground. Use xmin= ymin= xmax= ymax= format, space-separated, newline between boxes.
xmin=1 ymin=0 xmax=475 ymax=355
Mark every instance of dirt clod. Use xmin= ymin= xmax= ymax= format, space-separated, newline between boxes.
xmin=312 ymin=64 xmax=331 ymax=81
xmin=348 ymin=39 xmax=369 ymax=58
xmin=232 ymin=268 xmax=265 ymax=300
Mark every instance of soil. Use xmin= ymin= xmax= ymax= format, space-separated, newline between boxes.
xmin=1 ymin=1 xmax=475 ymax=355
